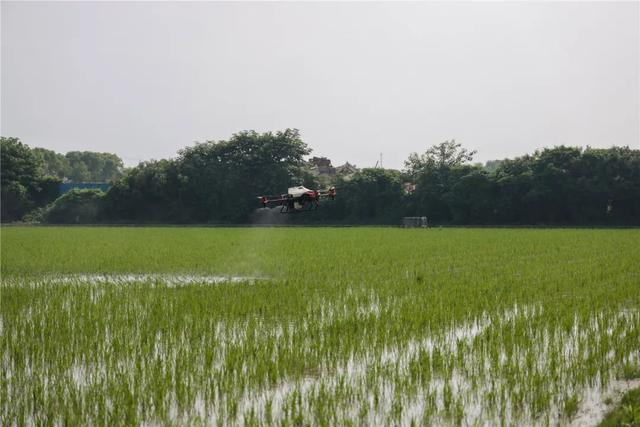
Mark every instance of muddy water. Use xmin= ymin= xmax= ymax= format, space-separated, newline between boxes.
xmin=4 ymin=277 xmax=637 ymax=426
xmin=5 ymin=273 xmax=264 ymax=287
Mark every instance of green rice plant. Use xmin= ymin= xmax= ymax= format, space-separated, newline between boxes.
xmin=620 ymin=363 xmax=640 ymax=381
xmin=563 ymin=393 xmax=580 ymax=419
xmin=1 ymin=227 xmax=639 ymax=425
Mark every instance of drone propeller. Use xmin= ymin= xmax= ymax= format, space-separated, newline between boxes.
xmin=317 ymin=186 xmax=337 ymax=199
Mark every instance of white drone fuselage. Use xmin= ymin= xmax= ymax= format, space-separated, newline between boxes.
xmin=287 ymin=186 xmax=313 ymax=209
xmin=287 ymin=186 xmax=312 ymax=198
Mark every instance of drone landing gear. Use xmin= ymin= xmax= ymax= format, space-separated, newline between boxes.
xmin=278 ymin=197 xmax=318 ymax=214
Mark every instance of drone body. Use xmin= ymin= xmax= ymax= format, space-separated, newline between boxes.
xmin=258 ymin=186 xmax=336 ymax=213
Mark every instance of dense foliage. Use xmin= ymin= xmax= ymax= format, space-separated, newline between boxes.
xmin=0 ymin=137 xmax=61 ymax=221
xmin=2 ymin=132 xmax=639 ymax=224
xmin=1 ymin=138 xmax=124 ymax=222
xmin=43 ymin=189 xmax=105 ymax=224
xmin=308 ymin=141 xmax=640 ymax=225
xmin=33 ymin=147 xmax=124 ymax=182
xmin=102 ymin=129 xmax=312 ymax=223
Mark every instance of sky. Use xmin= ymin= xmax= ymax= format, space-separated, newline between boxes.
xmin=1 ymin=1 xmax=639 ymax=169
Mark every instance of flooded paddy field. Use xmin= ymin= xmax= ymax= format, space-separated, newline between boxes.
xmin=1 ymin=227 xmax=639 ymax=425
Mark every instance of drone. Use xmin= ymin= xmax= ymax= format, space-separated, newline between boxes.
xmin=258 ymin=186 xmax=336 ymax=213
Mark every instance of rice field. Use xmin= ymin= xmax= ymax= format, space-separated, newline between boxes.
xmin=1 ymin=227 xmax=639 ymax=426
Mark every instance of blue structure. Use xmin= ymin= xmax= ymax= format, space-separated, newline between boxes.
xmin=58 ymin=182 xmax=111 ymax=195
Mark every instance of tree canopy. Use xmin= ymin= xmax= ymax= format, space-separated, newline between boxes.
xmin=2 ymin=132 xmax=639 ymax=225
xmin=405 ymin=140 xmax=477 ymax=177
xmin=32 ymin=148 xmax=124 ymax=182
xmin=1 ymin=137 xmax=60 ymax=221
xmin=1 ymin=138 xmax=125 ymax=222
xmin=101 ymin=129 xmax=312 ymax=223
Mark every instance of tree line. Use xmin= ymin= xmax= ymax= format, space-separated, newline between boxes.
xmin=1 ymin=137 xmax=124 ymax=221
xmin=1 ymin=131 xmax=638 ymax=225
xmin=34 ymin=147 xmax=124 ymax=182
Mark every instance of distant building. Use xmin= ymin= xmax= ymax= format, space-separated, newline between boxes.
xmin=308 ymin=157 xmax=358 ymax=178
xmin=308 ymin=157 xmax=335 ymax=175
xmin=59 ymin=182 xmax=111 ymax=195
xmin=334 ymin=162 xmax=358 ymax=176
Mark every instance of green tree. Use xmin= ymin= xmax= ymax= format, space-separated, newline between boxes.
xmin=68 ymin=160 xmax=91 ymax=182
xmin=404 ymin=140 xmax=477 ymax=223
xmin=44 ymin=189 xmax=105 ymax=224
xmin=65 ymin=151 xmax=124 ymax=182
xmin=103 ymin=159 xmax=185 ymax=222
xmin=33 ymin=147 xmax=71 ymax=179
xmin=338 ymin=168 xmax=404 ymax=224
xmin=446 ymin=167 xmax=496 ymax=224
xmin=484 ymin=159 xmax=503 ymax=173
xmin=31 ymin=175 xmax=63 ymax=209
xmin=177 ymin=129 xmax=311 ymax=222
xmin=493 ymin=155 xmax=535 ymax=223
xmin=581 ymin=146 xmax=640 ymax=224
xmin=1 ymin=137 xmax=43 ymax=221
xmin=405 ymin=139 xmax=476 ymax=177
xmin=492 ymin=146 xmax=640 ymax=225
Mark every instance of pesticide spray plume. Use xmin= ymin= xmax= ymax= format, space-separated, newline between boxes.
xmin=249 ymin=206 xmax=291 ymax=226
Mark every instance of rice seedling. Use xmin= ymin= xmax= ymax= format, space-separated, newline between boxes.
xmin=1 ymin=227 xmax=639 ymax=425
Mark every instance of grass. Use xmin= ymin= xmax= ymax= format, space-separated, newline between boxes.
xmin=599 ymin=388 xmax=640 ymax=427
xmin=1 ymin=227 xmax=639 ymax=425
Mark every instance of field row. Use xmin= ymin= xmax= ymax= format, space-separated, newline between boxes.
xmin=2 ymin=227 xmax=639 ymax=425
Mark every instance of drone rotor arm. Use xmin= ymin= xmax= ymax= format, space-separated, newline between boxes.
xmin=258 ymin=195 xmax=289 ymax=207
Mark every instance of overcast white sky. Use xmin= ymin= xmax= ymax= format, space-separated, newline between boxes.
xmin=1 ymin=1 xmax=639 ymax=169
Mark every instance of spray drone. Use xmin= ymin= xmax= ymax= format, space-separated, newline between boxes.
xmin=258 ymin=186 xmax=336 ymax=213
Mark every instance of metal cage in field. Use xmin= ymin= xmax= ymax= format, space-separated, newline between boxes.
xmin=401 ymin=217 xmax=429 ymax=228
